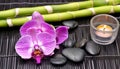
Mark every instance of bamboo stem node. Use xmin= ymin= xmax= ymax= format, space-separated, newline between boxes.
xmin=109 ymin=6 xmax=114 ymax=13
xmin=15 ymin=8 xmax=20 ymax=17
xmin=57 ymin=14 xmax=62 ymax=21
xmin=67 ymin=12 xmax=75 ymax=18
xmin=76 ymin=3 xmax=80 ymax=10
xmin=26 ymin=16 xmax=32 ymax=20
xmin=44 ymin=6 xmax=53 ymax=13
xmin=112 ymin=0 xmax=115 ymax=5
xmin=105 ymin=0 xmax=109 ymax=4
xmin=89 ymin=8 xmax=96 ymax=15
xmin=91 ymin=1 xmax=94 ymax=7
xmin=6 ymin=19 xmax=13 ymax=27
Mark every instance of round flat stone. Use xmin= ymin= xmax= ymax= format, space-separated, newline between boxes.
xmin=62 ymin=38 xmax=75 ymax=48
xmin=50 ymin=54 xmax=67 ymax=65
xmin=62 ymin=20 xmax=78 ymax=29
xmin=62 ymin=48 xmax=85 ymax=62
xmin=85 ymin=41 xmax=100 ymax=55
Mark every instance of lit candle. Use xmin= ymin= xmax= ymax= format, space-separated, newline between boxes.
xmin=95 ymin=24 xmax=113 ymax=38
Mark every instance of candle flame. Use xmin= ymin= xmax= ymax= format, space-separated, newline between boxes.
xmin=103 ymin=25 xmax=106 ymax=34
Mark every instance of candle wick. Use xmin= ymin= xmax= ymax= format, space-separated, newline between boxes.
xmin=103 ymin=28 xmax=105 ymax=31
xmin=103 ymin=27 xmax=106 ymax=34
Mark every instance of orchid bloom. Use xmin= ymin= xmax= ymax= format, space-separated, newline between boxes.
xmin=15 ymin=11 xmax=68 ymax=64
xmin=20 ymin=11 xmax=56 ymax=37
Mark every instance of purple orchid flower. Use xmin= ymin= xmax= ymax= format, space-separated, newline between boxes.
xmin=15 ymin=11 xmax=68 ymax=64
xmin=20 ymin=11 xmax=56 ymax=37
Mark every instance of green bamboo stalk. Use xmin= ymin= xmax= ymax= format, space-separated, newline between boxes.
xmin=0 ymin=0 xmax=120 ymax=19
xmin=0 ymin=5 xmax=120 ymax=27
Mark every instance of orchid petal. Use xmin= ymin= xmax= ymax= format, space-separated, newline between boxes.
xmin=37 ymin=33 xmax=56 ymax=55
xmin=49 ymin=52 xmax=54 ymax=56
xmin=20 ymin=20 xmax=38 ymax=36
xmin=15 ymin=35 xmax=34 ymax=59
xmin=20 ymin=11 xmax=55 ymax=37
xmin=40 ymin=22 xmax=56 ymax=37
xmin=56 ymin=26 xmax=69 ymax=44
xmin=55 ymin=45 xmax=60 ymax=49
xmin=32 ymin=11 xmax=44 ymax=21
xmin=32 ymin=12 xmax=56 ymax=36
xmin=26 ymin=27 xmax=42 ymax=42
xmin=20 ymin=21 xmax=55 ymax=37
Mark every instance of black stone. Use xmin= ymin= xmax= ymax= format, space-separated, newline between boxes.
xmin=85 ymin=41 xmax=100 ymax=55
xmin=50 ymin=54 xmax=67 ymax=65
xmin=76 ymin=38 xmax=88 ymax=48
xmin=62 ymin=48 xmax=85 ymax=62
xmin=62 ymin=20 xmax=78 ymax=29
xmin=62 ymin=38 xmax=76 ymax=48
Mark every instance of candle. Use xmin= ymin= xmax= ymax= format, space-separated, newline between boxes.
xmin=95 ymin=24 xmax=113 ymax=38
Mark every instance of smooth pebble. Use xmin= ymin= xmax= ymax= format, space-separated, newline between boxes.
xmin=62 ymin=38 xmax=76 ymax=48
xmin=85 ymin=41 xmax=100 ymax=55
xmin=62 ymin=20 xmax=78 ymax=29
xmin=50 ymin=54 xmax=67 ymax=65
xmin=62 ymin=48 xmax=85 ymax=62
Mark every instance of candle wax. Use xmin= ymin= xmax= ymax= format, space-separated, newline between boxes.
xmin=95 ymin=24 xmax=113 ymax=38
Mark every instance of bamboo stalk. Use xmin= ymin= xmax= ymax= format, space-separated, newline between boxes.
xmin=0 ymin=5 xmax=120 ymax=27
xmin=0 ymin=0 xmax=120 ymax=19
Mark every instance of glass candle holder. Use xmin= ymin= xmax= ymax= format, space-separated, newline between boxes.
xmin=90 ymin=14 xmax=119 ymax=45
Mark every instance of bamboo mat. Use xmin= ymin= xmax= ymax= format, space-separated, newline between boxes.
xmin=0 ymin=1 xmax=120 ymax=69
